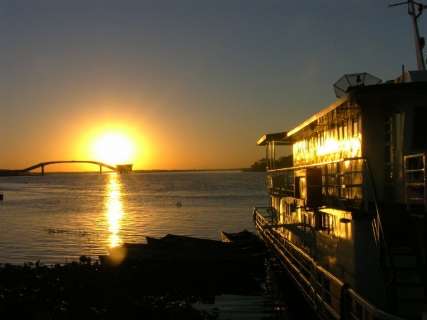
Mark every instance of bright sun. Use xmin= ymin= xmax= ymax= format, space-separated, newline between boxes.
xmin=91 ymin=132 xmax=135 ymax=165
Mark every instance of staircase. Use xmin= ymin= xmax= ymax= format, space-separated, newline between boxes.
xmin=388 ymin=245 xmax=425 ymax=319
xmin=365 ymin=154 xmax=426 ymax=319
xmin=380 ymin=199 xmax=425 ymax=319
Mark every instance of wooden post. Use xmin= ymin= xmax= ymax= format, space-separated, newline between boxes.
xmin=41 ymin=165 xmax=45 ymax=176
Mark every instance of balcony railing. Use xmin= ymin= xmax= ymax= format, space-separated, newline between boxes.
xmin=266 ymin=157 xmax=365 ymax=209
xmin=265 ymin=156 xmax=387 ymax=263
xmin=254 ymin=207 xmax=404 ymax=320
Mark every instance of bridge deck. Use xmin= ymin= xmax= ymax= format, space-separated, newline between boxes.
xmin=22 ymin=160 xmax=117 ymax=172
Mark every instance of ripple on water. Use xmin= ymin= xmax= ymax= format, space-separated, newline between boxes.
xmin=0 ymin=172 xmax=267 ymax=264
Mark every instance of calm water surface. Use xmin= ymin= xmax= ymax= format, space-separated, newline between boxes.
xmin=0 ymin=171 xmax=267 ymax=264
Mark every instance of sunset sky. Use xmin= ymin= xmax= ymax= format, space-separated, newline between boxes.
xmin=0 ymin=0 xmax=425 ymax=170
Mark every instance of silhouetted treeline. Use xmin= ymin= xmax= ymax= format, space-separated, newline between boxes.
xmin=249 ymin=158 xmax=268 ymax=171
xmin=247 ymin=155 xmax=292 ymax=171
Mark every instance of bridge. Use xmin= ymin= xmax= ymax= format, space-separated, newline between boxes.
xmin=21 ymin=160 xmax=129 ymax=175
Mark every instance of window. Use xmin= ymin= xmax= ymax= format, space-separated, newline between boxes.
xmin=412 ymin=107 xmax=427 ymax=149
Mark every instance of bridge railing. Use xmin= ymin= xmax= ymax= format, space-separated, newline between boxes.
xmin=21 ymin=160 xmax=118 ymax=173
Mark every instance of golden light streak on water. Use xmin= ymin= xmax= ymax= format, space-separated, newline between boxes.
xmin=106 ymin=173 xmax=124 ymax=248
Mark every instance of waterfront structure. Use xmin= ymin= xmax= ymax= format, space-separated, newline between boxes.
xmin=254 ymin=71 xmax=426 ymax=320
xmin=116 ymin=164 xmax=133 ymax=173
xmin=254 ymin=70 xmax=427 ymax=319
xmin=0 ymin=161 xmax=132 ymax=176
xmin=22 ymin=160 xmax=116 ymax=175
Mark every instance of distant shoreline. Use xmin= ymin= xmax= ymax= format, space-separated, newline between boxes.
xmin=0 ymin=168 xmax=265 ymax=176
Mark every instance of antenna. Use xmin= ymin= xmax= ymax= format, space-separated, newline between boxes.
xmin=389 ymin=0 xmax=427 ymax=71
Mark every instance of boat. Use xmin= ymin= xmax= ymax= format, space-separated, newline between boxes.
xmin=220 ymin=230 xmax=259 ymax=244
xmin=253 ymin=3 xmax=426 ymax=320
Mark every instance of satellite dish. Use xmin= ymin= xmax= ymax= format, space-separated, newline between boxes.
xmin=333 ymin=72 xmax=382 ymax=98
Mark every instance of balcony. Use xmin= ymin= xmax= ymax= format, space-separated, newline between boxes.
xmin=266 ymin=157 xmax=365 ymax=210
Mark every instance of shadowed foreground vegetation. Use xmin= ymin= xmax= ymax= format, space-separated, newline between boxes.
xmin=0 ymin=234 xmax=265 ymax=319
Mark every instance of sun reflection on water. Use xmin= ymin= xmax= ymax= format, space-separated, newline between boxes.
xmin=106 ymin=173 xmax=124 ymax=248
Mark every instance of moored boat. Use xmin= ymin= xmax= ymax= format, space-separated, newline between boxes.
xmin=253 ymin=3 xmax=426 ymax=320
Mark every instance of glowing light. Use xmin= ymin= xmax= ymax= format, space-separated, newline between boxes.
xmin=106 ymin=173 xmax=124 ymax=249
xmin=320 ymin=208 xmax=352 ymax=240
xmin=293 ymin=128 xmax=362 ymax=166
xmin=92 ymin=132 xmax=135 ymax=165
xmin=317 ymin=136 xmax=361 ymax=158
xmin=317 ymin=138 xmax=340 ymax=156
xmin=344 ymin=136 xmax=362 ymax=157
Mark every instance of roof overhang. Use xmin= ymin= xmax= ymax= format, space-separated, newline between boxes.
xmin=257 ymin=131 xmax=290 ymax=146
xmin=258 ymin=81 xmax=427 ymax=147
xmin=286 ymin=96 xmax=347 ymax=138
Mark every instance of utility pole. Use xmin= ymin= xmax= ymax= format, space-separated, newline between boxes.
xmin=390 ymin=0 xmax=427 ymax=71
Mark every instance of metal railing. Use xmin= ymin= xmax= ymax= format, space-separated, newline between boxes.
xmin=254 ymin=207 xmax=404 ymax=320
xmin=266 ymin=157 xmax=385 ymax=248
xmin=254 ymin=209 xmax=341 ymax=319
xmin=347 ymin=289 xmax=404 ymax=320
xmin=267 ymin=157 xmax=364 ymax=208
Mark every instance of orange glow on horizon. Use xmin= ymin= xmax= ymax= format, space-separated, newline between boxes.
xmin=74 ymin=122 xmax=151 ymax=170
xmin=91 ymin=132 xmax=135 ymax=165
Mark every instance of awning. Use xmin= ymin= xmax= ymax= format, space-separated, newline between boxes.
xmin=256 ymin=132 xmax=290 ymax=146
